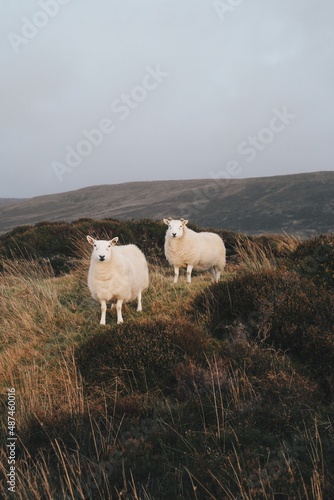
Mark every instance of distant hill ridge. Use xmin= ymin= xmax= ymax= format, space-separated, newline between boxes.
xmin=0 ymin=171 xmax=333 ymax=235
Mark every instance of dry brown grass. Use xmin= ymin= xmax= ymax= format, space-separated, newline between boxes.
xmin=0 ymin=260 xmax=84 ymax=389
xmin=233 ymin=233 xmax=300 ymax=273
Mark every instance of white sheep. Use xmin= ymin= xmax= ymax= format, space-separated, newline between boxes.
xmin=86 ymin=235 xmax=149 ymax=325
xmin=163 ymin=218 xmax=226 ymax=284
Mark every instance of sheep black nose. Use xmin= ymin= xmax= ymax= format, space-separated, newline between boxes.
xmin=172 ymin=233 xmax=177 ymax=237
xmin=99 ymin=255 xmax=105 ymax=261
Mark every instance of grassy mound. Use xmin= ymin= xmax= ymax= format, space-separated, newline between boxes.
xmin=191 ymin=268 xmax=334 ymax=397
xmin=76 ymin=319 xmax=208 ymax=392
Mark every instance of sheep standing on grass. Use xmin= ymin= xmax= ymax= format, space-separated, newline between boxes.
xmin=163 ymin=218 xmax=226 ymax=284
xmin=87 ymin=236 xmax=149 ymax=325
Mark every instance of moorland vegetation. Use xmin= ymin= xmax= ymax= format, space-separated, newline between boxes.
xmin=0 ymin=218 xmax=333 ymax=499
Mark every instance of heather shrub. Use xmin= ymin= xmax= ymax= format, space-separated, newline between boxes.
xmin=72 ymin=217 xmax=164 ymax=260
xmin=0 ymin=219 xmax=169 ymax=275
xmin=285 ymin=234 xmax=334 ymax=290
xmin=191 ymin=269 xmax=334 ymax=396
xmin=0 ymin=218 xmax=244 ymax=277
xmin=175 ymin=337 xmax=319 ymax=439
xmin=76 ymin=319 xmax=208 ymax=391
xmin=0 ymin=222 xmax=75 ymax=275
xmin=0 ymin=221 xmax=73 ymax=257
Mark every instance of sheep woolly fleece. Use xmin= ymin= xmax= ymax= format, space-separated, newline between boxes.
xmin=87 ymin=236 xmax=149 ymax=325
xmin=163 ymin=218 xmax=226 ymax=283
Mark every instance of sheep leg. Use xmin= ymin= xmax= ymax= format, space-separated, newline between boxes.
xmin=116 ymin=299 xmax=124 ymax=324
xmin=173 ymin=266 xmax=179 ymax=284
xmin=186 ymin=264 xmax=193 ymax=283
xmin=137 ymin=290 xmax=142 ymax=312
xmin=209 ymin=266 xmax=220 ymax=283
xmin=100 ymin=300 xmax=107 ymax=325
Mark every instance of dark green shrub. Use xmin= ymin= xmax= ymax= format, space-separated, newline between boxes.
xmin=0 ymin=222 xmax=75 ymax=275
xmin=0 ymin=218 xmax=249 ymax=276
xmin=0 ymin=218 xmax=169 ymax=274
xmin=0 ymin=222 xmax=73 ymax=257
xmin=70 ymin=217 xmax=167 ymax=263
xmin=285 ymin=234 xmax=334 ymax=290
xmin=76 ymin=319 xmax=208 ymax=391
xmin=191 ymin=269 xmax=334 ymax=396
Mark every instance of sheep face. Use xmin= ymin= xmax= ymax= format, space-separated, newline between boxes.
xmin=87 ymin=235 xmax=118 ymax=263
xmin=163 ymin=218 xmax=188 ymax=239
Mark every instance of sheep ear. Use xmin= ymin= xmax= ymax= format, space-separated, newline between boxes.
xmin=87 ymin=235 xmax=95 ymax=245
xmin=163 ymin=218 xmax=171 ymax=225
xmin=181 ymin=219 xmax=189 ymax=226
xmin=110 ymin=237 xmax=118 ymax=246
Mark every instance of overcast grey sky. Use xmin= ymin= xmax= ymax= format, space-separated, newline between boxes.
xmin=1 ymin=0 xmax=334 ymax=198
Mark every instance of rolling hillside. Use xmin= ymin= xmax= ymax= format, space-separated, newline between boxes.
xmin=0 ymin=171 xmax=333 ymax=235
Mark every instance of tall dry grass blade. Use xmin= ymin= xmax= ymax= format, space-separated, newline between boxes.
xmin=52 ymin=439 xmax=76 ymax=500
xmin=184 ymin=467 xmax=216 ymax=499
xmin=204 ymin=353 xmax=225 ymax=439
